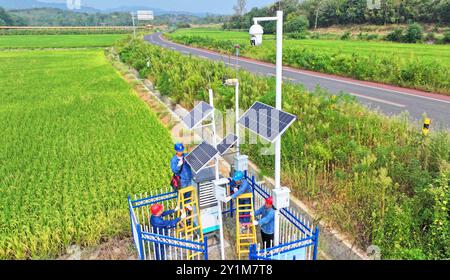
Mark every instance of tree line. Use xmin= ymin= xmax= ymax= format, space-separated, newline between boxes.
xmin=223 ymin=0 xmax=450 ymax=32
xmin=0 ymin=7 xmax=228 ymax=27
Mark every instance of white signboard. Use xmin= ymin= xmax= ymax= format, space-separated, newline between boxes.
xmin=137 ymin=10 xmax=154 ymax=21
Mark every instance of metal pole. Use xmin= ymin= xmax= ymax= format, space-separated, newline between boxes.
xmin=235 ymin=46 xmax=240 ymax=156
xmin=209 ymin=89 xmax=226 ymax=260
xmin=235 ymin=81 xmax=240 ymax=156
xmin=273 ymin=10 xmax=283 ymax=247
xmin=131 ymin=12 xmax=136 ymax=39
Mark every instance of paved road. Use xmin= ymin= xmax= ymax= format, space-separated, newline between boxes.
xmin=145 ymin=33 xmax=450 ymax=129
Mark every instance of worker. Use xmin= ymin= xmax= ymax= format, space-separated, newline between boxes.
xmin=224 ymin=170 xmax=252 ymax=227
xmin=150 ymin=203 xmax=186 ymax=260
xmin=170 ymin=143 xmax=193 ymax=192
xmin=253 ymin=197 xmax=275 ymax=247
xmin=224 ymin=170 xmax=251 ymax=201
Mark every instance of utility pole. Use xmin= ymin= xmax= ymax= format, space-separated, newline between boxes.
xmin=209 ymin=89 xmax=226 ymax=260
xmin=251 ymin=11 xmax=284 ymax=246
xmin=131 ymin=12 xmax=136 ymax=39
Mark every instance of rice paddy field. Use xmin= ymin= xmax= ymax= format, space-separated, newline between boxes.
xmin=168 ymin=28 xmax=450 ymax=94
xmin=0 ymin=47 xmax=173 ymax=259
xmin=0 ymin=34 xmax=125 ymax=49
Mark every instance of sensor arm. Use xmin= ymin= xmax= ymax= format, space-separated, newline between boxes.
xmin=253 ymin=17 xmax=278 ymax=24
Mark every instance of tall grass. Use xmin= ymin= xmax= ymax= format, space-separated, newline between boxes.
xmin=116 ymin=38 xmax=450 ymax=259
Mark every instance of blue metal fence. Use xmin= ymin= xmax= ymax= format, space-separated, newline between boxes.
xmin=128 ymin=189 xmax=208 ymax=260
xmin=246 ymin=174 xmax=319 ymax=260
xmin=127 ymin=174 xmax=319 ymax=260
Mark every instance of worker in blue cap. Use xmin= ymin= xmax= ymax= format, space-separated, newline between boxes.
xmin=170 ymin=143 xmax=193 ymax=192
xmin=224 ymin=170 xmax=252 ymax=228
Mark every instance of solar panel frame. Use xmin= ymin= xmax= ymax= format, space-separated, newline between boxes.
xmin=216 ymin=134 xmax=238 ymax=155
xmin=185 ymin=141 xmax=219 ymax=173
xmin=238 ymin=101 xmax=297 ymax=143
xmin=182 ymin=101 xmax=213 ymax=129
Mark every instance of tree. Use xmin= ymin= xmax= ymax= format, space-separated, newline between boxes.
xmin=233 ymin=0 xmax=247 ymax=16
xmin=403 ymin=22 xmax=423 ymax=43
xmin=285 ymin=14 xmax=309 ymax=33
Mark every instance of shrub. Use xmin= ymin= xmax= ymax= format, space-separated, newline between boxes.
xmin=425 ymin=32 xmax=436 ymax=42
xmin=403 ymin=23 xmax=423 ymax=43
xmin=385 ymin=28 xmax=404 ymax=42
xmin=366 ymin=34 xmax=379 ymax=40
xmin=441 ymin=29 xmax=450 ymax=44
xmin=341 ymin=31 xmax=351 ymax=40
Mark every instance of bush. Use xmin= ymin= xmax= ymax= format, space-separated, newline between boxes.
xmin=385 ymin=28 xmax=404 ymax=42
xmin=366 ymin=34 xmax=379 ymax=40
xmin=310 ymin=32 xmax=320 ymax=39
xmin=341 ymin=31 xmax=351 ymax=40
xmin=403 ymin=23 xmax=424 ymax=43
xmin=425 ymin=32 xmax=436 ymax=42
xmin=441 ymin=29 xmax=450 ymax=44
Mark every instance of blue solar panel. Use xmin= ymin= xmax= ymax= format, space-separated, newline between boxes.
xmin=182 ymin=101 xmax=213 ymax=129
xmin=185 ymin=141 xmax=219 ymax=173
xmin=238 ymin=102 xmax=297 ymax=142
xmin=217 ymin=134 xmax=238 ymax=155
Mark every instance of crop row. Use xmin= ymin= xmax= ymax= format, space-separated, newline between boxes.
xmin=0 ymin=49 xmax=174 ymax=259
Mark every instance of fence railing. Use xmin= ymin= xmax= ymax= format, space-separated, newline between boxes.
xmin=246 ymin=174 xmax=319 ymax=260
xmin=128 ymin=175 xmax=319 ymax=260
xmin=128 ymin=190 xmax=208 ymax=260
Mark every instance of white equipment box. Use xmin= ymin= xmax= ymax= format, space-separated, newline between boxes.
xmin=213 ymin=178 xmax=230 ymax=202
xmin=272 ymin=187 xmax=290 ymax=209
xmin=193 ymin=167 xmax=223 ymax=234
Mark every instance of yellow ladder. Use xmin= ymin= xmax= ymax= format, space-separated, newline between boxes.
xmin=236 ymin=192 xmax=257 ymax=260
xmin=176 ymin=186 xmax=204 ymax=260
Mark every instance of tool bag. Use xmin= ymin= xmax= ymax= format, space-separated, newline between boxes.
xmin=171 ymin=174 xmax=182 ymax=191
xmin=171 ymin=160 xmax=184 ymax=191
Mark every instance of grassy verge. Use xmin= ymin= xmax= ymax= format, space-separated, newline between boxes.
xmin=166 ymin=28 xmax=450 ymax=95
xmin=116 ymin=38 xmax=450 ymax=259
xmin=0 ymin=49 xmax=174 ymax=259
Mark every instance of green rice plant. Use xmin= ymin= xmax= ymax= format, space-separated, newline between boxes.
xmin=0 ymin=34 xmax=126 ymax=49
xmin=0 ymin=49 xmax=174 ymax=259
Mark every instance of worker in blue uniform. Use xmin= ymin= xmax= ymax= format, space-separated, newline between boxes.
xmin=224 ymin=170 xmax=252 ymax=225
xmin=150 ymin=203 xmax=186 ymax=260
xmin=170 ymin=143 xmax=193 ymax=197
xmin=253 ymin=197 xmax=275 ymax=247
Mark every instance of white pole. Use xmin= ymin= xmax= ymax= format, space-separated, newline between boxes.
xmin=273 ymin=10 xmax=283 ymax=247
xmin=209 ymin=89 xmax=226 ymax=260
xmin=131 ymin=12 xmax=136 ymax=39
xmin=235 ymin=81 xmax=240 ymax=156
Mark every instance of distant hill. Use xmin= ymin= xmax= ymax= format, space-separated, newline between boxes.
xmin=0 ymin=0 xmax=99 ymax=13
xmin=3 ymin=7 xmax=227 ymax=27
xmin=0 ymin=1 xmax=216 ymax=17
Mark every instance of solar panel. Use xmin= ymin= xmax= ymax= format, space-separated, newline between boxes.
xmin=182 ymin=101 xmax=213 ymax=129
xmin=217 ymin=134 xmax=238 ymax=155
xmin=185 ymin=141 xmax=219 ymax=173
xmin=238 ymin=101 xmax=297 ymax=143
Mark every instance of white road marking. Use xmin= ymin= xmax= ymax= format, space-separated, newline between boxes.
xmin=350 ymin=92 xmax=406 ymax=108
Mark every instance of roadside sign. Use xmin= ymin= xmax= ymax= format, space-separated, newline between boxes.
xmin=137 ymin=10 xmax=154 ymax=21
